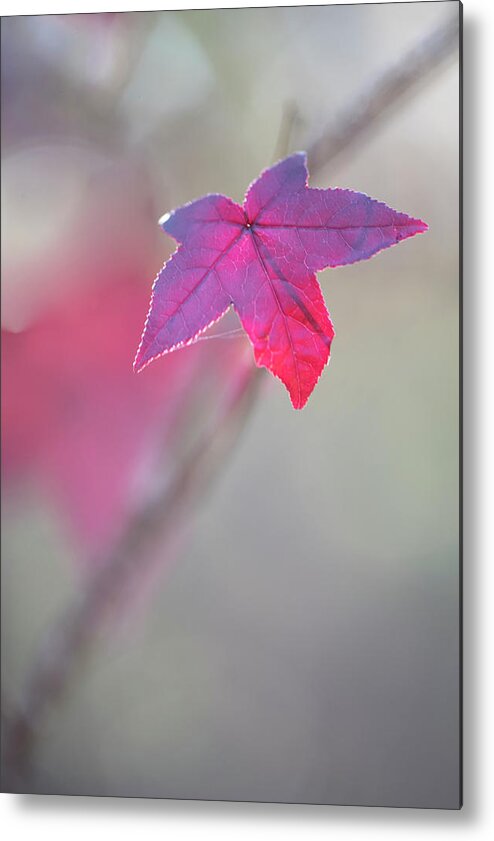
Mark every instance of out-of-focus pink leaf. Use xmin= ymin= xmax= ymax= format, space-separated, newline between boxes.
xmin=135 ymin=152 xmax=427 ymax=408
xmin=2 ymin=277 xmax=246 ymax=563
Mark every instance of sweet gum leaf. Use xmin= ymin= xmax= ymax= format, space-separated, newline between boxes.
xmin=134 ymin=153 xmax=427 ymax=408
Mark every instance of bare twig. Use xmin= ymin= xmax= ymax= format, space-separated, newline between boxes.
xmin=2 ymin=356 xmax=262 ymax=787
xmin=307 ymin=17 xmax=459 ymax=175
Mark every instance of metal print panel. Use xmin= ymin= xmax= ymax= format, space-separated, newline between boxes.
xmin=1 ymin=0 xmax=462 ymax=808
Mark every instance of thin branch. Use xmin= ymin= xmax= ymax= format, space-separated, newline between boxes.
xmin=307 ymin=17 xmax=459 ymax=175
xmin=2 ymin=356 xmax=262 ymax=787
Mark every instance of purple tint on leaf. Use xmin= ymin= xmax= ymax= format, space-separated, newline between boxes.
xmin=135 ymin=153 xmax=427 ymax=408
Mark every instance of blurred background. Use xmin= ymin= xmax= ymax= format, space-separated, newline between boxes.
xmin=1 ymin=2 xmax=460 ymax=808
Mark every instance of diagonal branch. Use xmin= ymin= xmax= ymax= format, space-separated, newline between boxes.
xmin=307 ymin=17 xmax=459 ymax=175
xmin=2 ymin=354 xmax=261 ymax=787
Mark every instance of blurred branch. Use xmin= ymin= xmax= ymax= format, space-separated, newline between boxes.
xmin=307 ymin=17 xmax=459 ymax=175
xmin=2 ymin=15 xmax=460 ymax=788
xmin=2 ymin=356 xmax=261 ymax=787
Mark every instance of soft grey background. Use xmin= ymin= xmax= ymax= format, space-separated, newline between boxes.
xmin=2 ymin=1 xmax=460 ymax=807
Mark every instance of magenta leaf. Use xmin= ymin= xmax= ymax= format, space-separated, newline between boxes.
xmin=135 ymin=153 xmax=427 ymax=408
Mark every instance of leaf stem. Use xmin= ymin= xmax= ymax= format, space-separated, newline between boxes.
xmin=2 ymin=355 xmax=262 ymax=788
